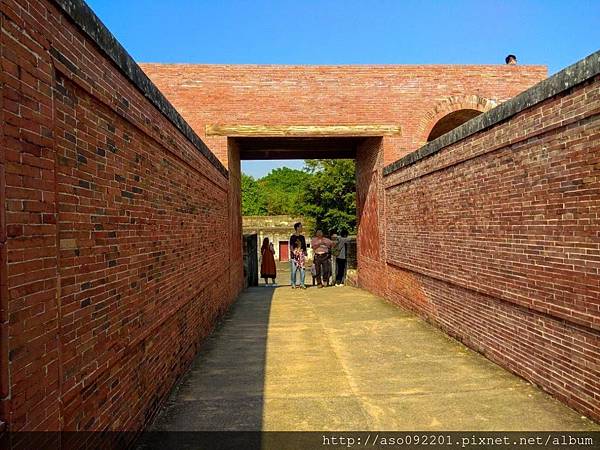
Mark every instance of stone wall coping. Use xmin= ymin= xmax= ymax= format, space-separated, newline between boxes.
xmin=52 ymin=0 xmax=228 ymax=177
xmin=383 ymin=50 xmax=600 ymax=176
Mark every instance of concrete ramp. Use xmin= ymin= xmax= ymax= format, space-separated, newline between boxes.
xmin=149 ymin=284 xmax=598 ymax=431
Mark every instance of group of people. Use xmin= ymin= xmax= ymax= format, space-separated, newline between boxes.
xmin=259 ymin=222 xmax=350 ymax=289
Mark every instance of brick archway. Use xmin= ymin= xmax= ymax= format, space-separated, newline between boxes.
xmin=417 ymin=95 xmax=498 ymax=146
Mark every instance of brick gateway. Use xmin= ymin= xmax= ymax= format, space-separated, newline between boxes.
xmin=0 ymin=0 xmax=598 ymax=432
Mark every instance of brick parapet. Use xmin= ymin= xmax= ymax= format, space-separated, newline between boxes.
xmin=384 ymin=50 xmax=600 ymax=175
xmin=52 ymin=0 xmax=227 ymax=177
xmin=141 ymin=63 xmax=547 ymax=166
xmin=1 ymin=0 xmax=235 ymax=432
xmin=380 ymin=55 xmax=600 ymax=422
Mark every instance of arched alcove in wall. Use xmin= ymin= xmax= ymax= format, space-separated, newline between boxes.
xmin=427 ymin=108 xmax=483 ymax=141
xmin=417 ymin=95 xmax=498 ymax=146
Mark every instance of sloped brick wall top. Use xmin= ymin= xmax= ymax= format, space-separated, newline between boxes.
xmin=51 ymin=0 xmax=227 ymax=177
xmin=384 ymin=50 xmax=600 ymax=175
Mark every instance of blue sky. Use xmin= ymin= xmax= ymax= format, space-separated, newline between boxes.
xmin=87 ymin=0 xmax=600 ymax=178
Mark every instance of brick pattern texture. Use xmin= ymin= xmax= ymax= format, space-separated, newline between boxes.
xmin=141 ymin=64 xmax=547 ymax=166
xmin=3 ymin=0 xmax=596 ymax=434
xmin=1 ymin=0 xmax=241 ymax=431
xmin=383 ymin=74 xmax=600 ymax=422
xmin=356 ymin=137 xmax=387 ymax=297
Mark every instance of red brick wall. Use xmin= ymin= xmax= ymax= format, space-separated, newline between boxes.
xmin=141 ymin=64 xmax=547 ymax=166
xmin=356 ymin=137 xmax=387 ymax=297
xmin=1 ymin=0 xmax=238 ymax=431
xmin=5 ymin=0 xmax=593 ymax=435
xmin=141 ymin=63 xmax=547 ymax=308
xmin=382 ymin=72 xmax=600 ymax=422
xmin=227 ymin=139 xmax=244 ymax=296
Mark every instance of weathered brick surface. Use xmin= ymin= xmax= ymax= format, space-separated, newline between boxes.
xmin=1 ymin=0 xmax=240 ymax=431
xmin=227 ymin=138 xmax=244 ymax=296
xmin=356 ymin=137 xmax=387 ymax=297
xmin=141 ymin=64 xmax=547 ymax=166
xmin=3 ymin=0 xmax=596 ymax=435
xmin=383 ymin=69 xmax=600 ymax=422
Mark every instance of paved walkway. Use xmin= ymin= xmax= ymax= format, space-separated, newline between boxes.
xmin=149 ymin=280 xmax=598 ymax=431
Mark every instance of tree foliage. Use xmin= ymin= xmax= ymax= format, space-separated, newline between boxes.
xmin=258 ymin=167 xmax=310 ymax=215
xmin=242 ymin=160 xmax=356 ymax=235
xmin=241 ymin=174 xmax=266 ymax=216
xmin=302 ymin=160 xmax=356 ymax=234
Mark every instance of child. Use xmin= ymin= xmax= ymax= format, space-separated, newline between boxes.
xmin=291 ymin=239 xmax=307 ymax=289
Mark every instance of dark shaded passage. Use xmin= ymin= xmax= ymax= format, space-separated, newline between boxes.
xmin=146 ymin=287 xmax=273 ymax=431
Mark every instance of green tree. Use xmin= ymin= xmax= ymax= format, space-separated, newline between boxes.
xmin=301 ymin=159 xmax=356 ymax=234
xmin=241 ymin=173 xmax=267 ymax=215
xmin=241 ymin=162 xmax=356 ymax=236
xmin=257 ymin=167 xmax=310 ymax=215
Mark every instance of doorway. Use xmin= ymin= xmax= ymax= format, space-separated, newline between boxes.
xmin=279 ymin=241 xmax=289 ymax=262
xmin=229 ymin=131 xmax=386 ymax=290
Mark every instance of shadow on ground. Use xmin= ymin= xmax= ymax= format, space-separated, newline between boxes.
xmin=147 ymin=286 xmax=274 ymax=431
xmin=141 ymin=276 xmax=599 ymax=437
